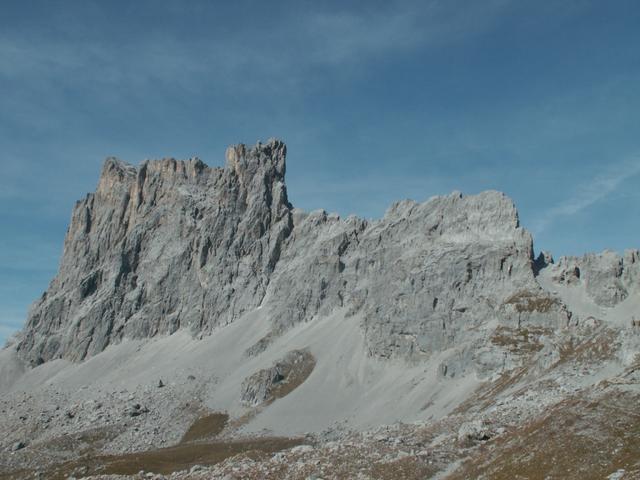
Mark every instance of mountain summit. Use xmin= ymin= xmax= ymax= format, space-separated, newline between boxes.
xmin=18 ymin=139 xmax=560 ymax=371
xmin=2 ymin=140 xmax=639 ymax=479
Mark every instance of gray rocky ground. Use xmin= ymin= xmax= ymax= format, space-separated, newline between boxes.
xmin=1 ymin=140 xmax=639 ymax=479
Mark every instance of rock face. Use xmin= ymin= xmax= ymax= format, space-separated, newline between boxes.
xmin=16 ymin=139 xmax=565 ymax=366
xmin=267 ymin=192 xmax=558 ymax=363
xmin=240 ymin=349 xmax=316 ymax=406
xmin=5 ymin=139 xmax=640 ymax=480
xmin=18 ymin=140 xmax=292 ymax=364
xmin=553 ymin=250 xmax=640 ymax=306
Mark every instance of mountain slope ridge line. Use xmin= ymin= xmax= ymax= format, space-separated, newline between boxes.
xmin=13 ymin=138 xmax=551 ymax=368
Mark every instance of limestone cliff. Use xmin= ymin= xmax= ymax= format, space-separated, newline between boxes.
xmin=18 ymin=140 xmax=292 ymax=364
xmin=16 ymin=139 xmax=564 ymax=366
xmin=552 ymin=250 xmax=640 ymax=307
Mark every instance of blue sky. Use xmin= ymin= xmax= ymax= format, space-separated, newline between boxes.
xmin=1 ymin=0 xmax=640 ymax=345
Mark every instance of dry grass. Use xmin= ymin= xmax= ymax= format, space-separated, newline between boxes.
xmin=504 ymin=290 xmax=558 ymax=313
xmin=0 ymin=414 xmax=302 ymax=480
xmin=180 ymin=412 xmax=229 ymax=443
xmin=490 ymin=326 xmax=551 ymax=355
xmin=268 ymin=351 xmax=316 ymax=402
xmin=370 ymin=456 xmax=440 ymax=479
xmin=241 ymin=349 xmax=316 ymax=407
xmin=452 ymin=367 xmax=529 ymax=417
xmin=556 ymin=328 xmax=618 ymax=366
xmin=99 ymin=437 xmax=302 ymax=476
xmin=0 ymin=468 xmax=31 ymax=480
xmin=446 ymin=390 xmax=640 ymax=480
xmin=33 ymin=425 xmax=119 ymax=455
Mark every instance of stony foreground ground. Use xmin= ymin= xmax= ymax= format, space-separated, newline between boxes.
xmin=3 ymin=323 xmax=640 ymax=479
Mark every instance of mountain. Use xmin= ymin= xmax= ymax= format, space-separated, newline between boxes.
xmin=1 ymin=139 xmax=639 ymax=479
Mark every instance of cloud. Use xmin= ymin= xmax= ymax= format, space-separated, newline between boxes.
xmin=0 ymin=1 xmax=513 ymax=100
xmin=304 ymin=9 xmax=422 ymax=66
xmin=532 ymin=156 xmax=640 ymax=234
xmin=299 ymin=0 xmax=513 ymax=67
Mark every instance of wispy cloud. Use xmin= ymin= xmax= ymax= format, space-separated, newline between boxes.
xmin=0 ymin=1 xmax=513 ymax=100
xmin=303 ymin=6 xmax=428 ymax=67
xmin=532 ymin=156 xmax=640 ymax=234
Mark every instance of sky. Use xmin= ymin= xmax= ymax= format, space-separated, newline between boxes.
xmin=1 ymin=0 xmax=640 ymax=345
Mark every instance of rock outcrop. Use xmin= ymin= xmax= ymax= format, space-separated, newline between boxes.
xmin=240 ymin=349 xmax=315 ymax=406
xmin=553 ymin=250 xmax=640 ymax=306
xmin=18 ymin=140 xmax=292 ymax=364
xmin=16 ymin=139 xmax=566 ymax=366
xmin=4 ymin=139 xmax=640 ymax=480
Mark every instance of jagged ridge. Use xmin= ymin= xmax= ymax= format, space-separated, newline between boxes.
xmin=16 ymin=139 xmax=575 ymax=367
xmin=18 ymin=140 xmax=292 ymax=364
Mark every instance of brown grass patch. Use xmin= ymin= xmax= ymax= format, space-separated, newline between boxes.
xmin=99 ymin=437 xmax=302 ymax=476
xmin=557 ymin=328 xmax=619 ymax=366
xmin=370 ymin=456 xmax=440 ymax=479
xmin=180 ymin=412 xmax=229 ymax=443
xmin=491 ymin=326 xmax=551 ymax=355
xmin=1 ymin=414 xmax=302 ymax=480
xmin=31 ymin=425 xmax=119 ymax=455
xmin=452 ymin=367 xmax=529 ymax=416
xmin=504 ymin=290 xmax=558 ymax=313
xmin=446 ymin=391 xmax=640 ymax=480
xmin=268 ymin=352 xmax=316 ymax=401
xmin=241 ymin=349 xmax=316 ymax=407
xmin=1 ymin=436 xmax=303 ymax=480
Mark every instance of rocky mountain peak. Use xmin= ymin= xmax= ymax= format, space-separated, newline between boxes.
xmin=225 ymin=138 xmax=287 ymax=179
xmin=6 ymin=139 xmax=640 ymax=480
xmin=16 ymin=140 xmax=294 ymax=365
xmin=549 ymin=248 xmax=640 ymax=307
xmin=14 ymin=139 xmax=554 ymax=370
